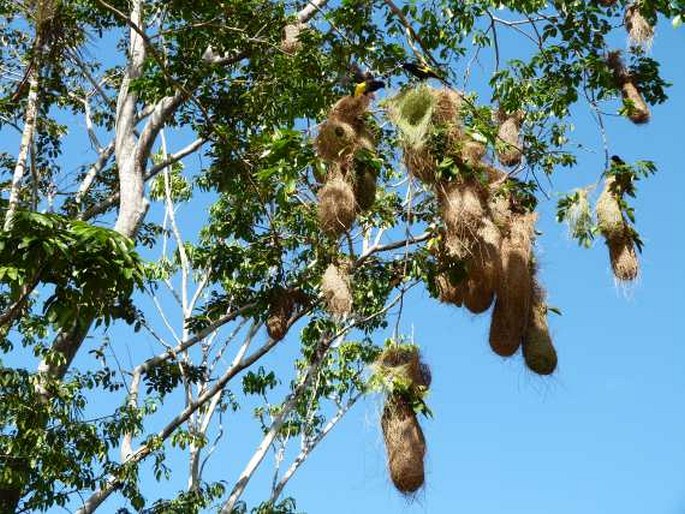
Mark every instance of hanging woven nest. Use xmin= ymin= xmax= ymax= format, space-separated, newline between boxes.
xmin=495 ymin=109 xmax=525 ymax=167
xmin=375 ymin=345 xmax=430 ymax=496
xmin=488 ymin=212 xmax=536 ymax=357
xmin=350 ymin=147 xmax=378 ymax=212
xmin=607 ymin=228 xmax=640 ymax=282
xmin=374 ymin=345 xmax=431 ymax=390
xmin=281 ymin=23 xmax=304 ymax=54
xmin=607 ymin=51 xmax=650 ymax=124
xmin=462 ymin=218 xmax=502 ymax=314
xmin=593 ymin=173 xmax=640 ymax=282
xmin=317 ymin=174 xmax=357 ymax=236
xmin=353 ymin=166 xmax=377 ymax=212
xmin=266 ymin=287 xmax=296 ymax=341
xmin=381 ymin=396 xmax=426 ymax=495
xmin=432 ymin=88 xmax=465 ymax=124
xmin=329 ymin=94 xmax=372 ymax=129
xmin=522 ymin=279 xmax=558 ymax=375
xmin=460 ymin=139 xmax=487 ymax=167
xmin=388 ymin=86 xmax=467 ymax=185
xmin=625 ymin=3 xmax=654 ymax=49
xmin=437 ymin=180 xmax=486 ymax=260
xmin=434 ymin=270 xmax=465 ymax=306
xmin=321 ymin=262 xmax=353 ymax=318
xmin=314 ymin=119 xmax=359 ymax=163
xmin=596 ymin=176 xmax=624 ymax=239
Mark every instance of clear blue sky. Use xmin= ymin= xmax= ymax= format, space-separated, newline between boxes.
xmin=226 ymin=21 xmax=685 ymax=514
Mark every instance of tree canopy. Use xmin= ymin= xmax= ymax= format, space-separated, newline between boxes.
xmin=0 ymin=0 xmax=681 ymax=512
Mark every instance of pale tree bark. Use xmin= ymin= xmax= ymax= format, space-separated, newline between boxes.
xmin=3 ymin=65 xmax=40 ymax=231
xmin=113 ymin=0 xmax=148 ymax=238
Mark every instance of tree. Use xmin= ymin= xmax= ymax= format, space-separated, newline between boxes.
xmin=0 ymin=0 xmax=679 ymax=512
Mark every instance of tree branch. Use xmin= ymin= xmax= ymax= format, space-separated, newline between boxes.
xmin=75 ymin=311 xmax=305 ymax=514
xmin=75 ymin=141 xmax=115 ymax=206
xmin=4 ymin=66 xmax=40 ymax=231
xmin=269 ymin=393 xmax=361 ymax=503
xmin=297 ymin=0 xmax=332 ymax=24
xmin=80 ymin=137 xmax=205 ymax=221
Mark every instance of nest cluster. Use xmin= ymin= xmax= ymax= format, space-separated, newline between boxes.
xmin=387 ymin=85 xmax=557 ymax=375
xmin=314 ymin=94 xmax=379 ymax=238
xmin=313 ymin=94 xmax=384 ymax=319
xmin=306 ymin=43 xmax=650 ymax=489
xmin=374 ymin=346 xmax=431 ymax=495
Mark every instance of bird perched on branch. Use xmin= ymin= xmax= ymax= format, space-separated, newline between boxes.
xmin=401 ymin=60 xmax=445 ymax=81
xmin=350 ymin=63 xmax=385 ymax=97
xmin=610 ymin=155 xmax=626 ymax=166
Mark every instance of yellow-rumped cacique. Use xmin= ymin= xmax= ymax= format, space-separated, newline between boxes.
xmin=401 ymin=61 xmax=444 ymax=81
xmin=350 ymin=63 xmax=385 ymax=97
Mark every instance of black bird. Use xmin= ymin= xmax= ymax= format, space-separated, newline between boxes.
xmin=610 ymin=155 xmax=626 ymax=166
xmin=349 ymin=63 xmax=385 ymax=97
xmin=401 ymin=61 xmax=444 ymax=81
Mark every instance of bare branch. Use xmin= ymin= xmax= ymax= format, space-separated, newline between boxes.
xmin=160 ymin=130 xmax=190 ymax=314
xmin=270 ymin=393 xmax=361 ymax=503
xmin=202 ymin=0 xmax=330 ymax=64
xmin=297 ymin=0 xmax=332 ymax=24
xmin=219 ymin=291 xmax=409 ymax=513
xmin=80 ymin=137 xmax=205 ymax=221
xmin=76 ymin=309 xmax=306 ymax=513
xmin=381 ymin=0 xmax=441 ymax=68
xmin=355 ymin=231 xmax=432 ymax=266
xmin=75 ymin=141 xmax=115 ymax=206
